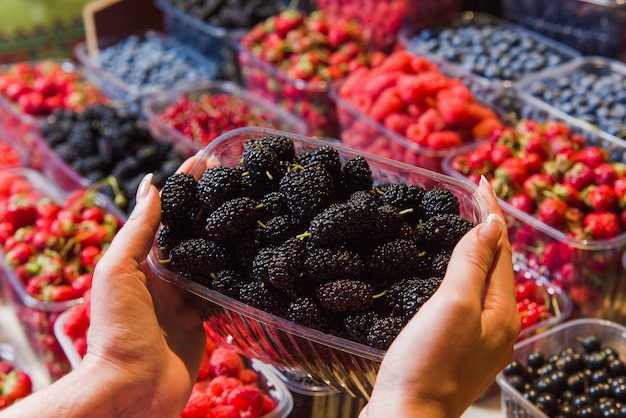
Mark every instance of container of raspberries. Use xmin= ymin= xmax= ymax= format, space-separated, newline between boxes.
xmin=0 ymin=59 xmax=109 ymax=163
xmin=0 ymin=343 xmax=39 ymax=411
xmin=56 ymin=311 xmax=294 ymax=418
xmin=330 ymin=49 xmax=504 ymax=174
xmin=142 ymin=80 xmax=309 ymax=155
xmin=153 ymin=0 xmax=285 ymax=81
xmin=399 ymin=11 xmax=581 ymax=89
xmin=442 ymin=118 xmax=626 ymax=322
xmin=496 ymin=318 xmax=626 ymax=417
xmin=501 ymin=0 xmax=626 ymax=60
xmin=316 ymin=0 xmax=461 ymax=53
xmin=514 ymin=56 xmax=626 ymax=145
xmin=146 ymin=126 xmax=489 ymax=398
xmin=233 ymin=9 xmax=384 ymax=138
xmin=0 ymin=168 xmax=124 ymax=382
xmin=74 ymin=30 xmax=218 ymax=112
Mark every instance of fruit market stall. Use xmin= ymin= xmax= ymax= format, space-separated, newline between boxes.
xmin=1 ymin=0 xmax=626 ymax=417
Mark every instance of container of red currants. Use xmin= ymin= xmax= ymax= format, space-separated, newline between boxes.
xmin=442 ymin=115 xmax=626 ymax=322
xmin=147 ymin=126 xmax=490 ymax=398
xmin=0 ymin=168 xmax=124 ymax=382
xmin=496 ymin=318 xmax=626 ymax=417
xmin=142 ymin=80 xmax=309 ymax=155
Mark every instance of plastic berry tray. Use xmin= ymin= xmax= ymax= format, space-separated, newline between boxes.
xmin=442 ymin=129 xmax=626 ymax=323
xmin=142 ymin=80 xmax=309 ymax=155
xmin=147 ymin=126 xmax=489 ymax=399
xmin=501 ymin=0 xmax=626 ymax=60
xmin=233 ymin=41 xmax=341 ymax=138
xmin=329 ymin=64 xmax=509 ymax=174
xmin=496 ymin=318 xmax=626 ymax=418
xmin=316 ymin=0 xmax=461 ymax=53
xmin=74 ymin=30 xmax=218 ymax=113
xmin=0 ymin=168 xmax=124 ymax=382
xmin=514 ymin=56 xmax=626 ymax=146
xmin=398 ymin=11 xmax=581 ymax=89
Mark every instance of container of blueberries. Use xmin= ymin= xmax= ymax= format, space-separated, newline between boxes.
xmin=515 ymin=55 xmax=626 ymax=145
xmin=74 ymin=30 xmax=218 ymax=113
xmin=399 ymin=11 xmax=581 ymax=89
xmin=496 ymin=318 xmax=626 ymax=418
xmin=501 ymin=0 xmax=626 ymax=61
xmin=146 ymin=126 xmax=489 ymax=399
xmin=153 ymin=0 xmax=287 ymax=81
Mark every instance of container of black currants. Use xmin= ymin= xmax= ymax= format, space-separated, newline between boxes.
xmin=496 ymin=318 xmax=626 ymax=418
xmin=146 ymin=126 xmax=489 ymax=399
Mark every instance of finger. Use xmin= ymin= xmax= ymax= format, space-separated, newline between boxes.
xmin=97 ymin=173 xmax=161 ymax=269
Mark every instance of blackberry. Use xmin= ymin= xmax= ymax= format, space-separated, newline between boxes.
xmin=420 ymin=213 xmax=475 ymax=250
xmin=336 ymin=156 xmax=373 ymax=199
xmin=376 ymin=183 xmax=425 ymax=225
xmin=260 ymin=214 xmax=302 ymax=245
xmin=241 ymin=140 xmax=281 ymax=186
xmin=303 ymin=247 xmax=364 ymax=283
xmin=160 ymin=172 xmax=198 ymax=227
xmin=315 ymin=279 xmax=374 ymax=313
xmin=421 ymin=188 xmax=460 ymax=218
xmin=384 ymin=276 xmax=443 ymax=319
xmin=279 ymin=164 xmax=333 ymax=223
xmin=366 ymin=316 xmax=405 ymax=350
xmin=257 ymin=135 xmax=296 ymax=162
xmin=238 ymin=281 xmax=289 ymax=316
xmin=263 ymin=237 xmax=306 ymax=290
xmin=166 ymin=238 xmax=229 ymax=279
xmin=287 ymin=297 xmax=329 ymax=332
xmin=366 ymin=238 xmax=430 ymax=281
xmin=430 ymin=249 xmax=452 ymax=278
xmin=196 ymin=166 xmax=245 ymax=213
xmin=343 ymin=311 xmax=381 ymax=345
xmin=295 ymin=145 xmax=341 ymax=185
xmin=204 ymin=197 xmax=259 ymax=243
xmin=207 ymin=269 xmax=246 ymax=299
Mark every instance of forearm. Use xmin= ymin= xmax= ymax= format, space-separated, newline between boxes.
xmin=359 ymin=393 xmax=452 ymax=418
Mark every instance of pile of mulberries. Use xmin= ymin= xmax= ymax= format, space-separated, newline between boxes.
xmin=157 ymin=135 xmax=475 ymax=350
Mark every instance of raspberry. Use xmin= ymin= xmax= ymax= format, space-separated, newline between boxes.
xmin=379 ymin=50 xmax=414 ymax=73
xmin=226 ymin=386 xmax=265 ymax=418
xmin=368 ymin=87 xmax=405 ymax=122
xmin=209 ymin=346 xmax=245 ymax=378
xmin=180 ymin=387 xmax=211 ymax=418
xmin=362 ymin=70 xmax=400 ymax=99
xmin=436 ymin=96 xmax=472 ymax=126
xmin=426 ymin=131 xmax=462 ymax=149
xmin=206 ymin=376 xmax=242 ymax=406
xmin=405 ymin=123 xmax=431 ymax=146
xmin=416 ymin=108 xmax=445 ymax=132
xmin=383 ymin=112 xmax=413 ymax=135
xmin=210 ymin=405 xmax=238 ymax=418
xmin=237 ymin=368 xmax=258 ymax=385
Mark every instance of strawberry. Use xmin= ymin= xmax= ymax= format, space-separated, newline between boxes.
xmin=583 ymin=211 xmax=620 ymax=240
xmin=2 ymin=370 xmax=32 ymax=402
xmin=593 ymin=162 xmax=619 ymax=185
xmin=521 ymin=152 xmax=544 ymax=175
xmin=575 ymin=146 xmax=606 ymax=168
xmin=584 ymin=184 xmax=618 ymax=212
xmin=508 ymin=193 xmax=535 ymax=214
xmin=563 ymin=162 xmax=594 ymax=191
xmin=538 ymin=197 xmax=569 ymax=229
xmin=551 ymin=183 xmax=584 ymax=208
xmin=494 ymin=157 xmax=529 ymax=186
xmin=490 ymin=144 xmax=513 ymax=167
xmin=615 ymin=177 xmax=626 ymax=206
xmin=62 ymin=304 xmax=90 ymax=340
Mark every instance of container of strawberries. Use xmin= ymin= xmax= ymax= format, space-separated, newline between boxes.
xmin=0 ymin=343 xmax=40 ymax=411
xmin=0 ymin=59 xmax=108 ymax=165
xmin=234 ymin=9 xmax=384 ymax=138
xmin=0 ymin=168 xmax=124 ymax=381
xmin=142 ymin=80 xmax=309 ymax=155
xmin=442 ymin=116 xmax=626 ymax=322
xmin=331 ymin=49 xmax=504 ymax=174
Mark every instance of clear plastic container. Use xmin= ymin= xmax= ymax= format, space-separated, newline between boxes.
xmin=399 ymin=11 xmax=581 ymax=89
xmin=496 ymin=318 xmax=626 ymax=418
xmin=233 ymin=42 xmax=341 ymax=138
xmin=74 ymin=30 xmax=218 ymax=112
xmin=146 ymin=126 xmax=489 ymax=399
xmin=53 ymin=308 xmax=83 ymax=370
xmin=0 ymin=168 xmax=124 ymax=382
xmin=142 ymin=80 xmax=309 ymax=154
xmin=316 ymin=0 xmax=461 ymax=53
xmin=0 ymin=342 xmax=45 ymax=408
xmin=501 ymin=0 xmax=626 ymax=60
xmin=514 ymin=56 xmax=626 ymax=146
xmin=442 ymin=128 xmax=626 ymax=322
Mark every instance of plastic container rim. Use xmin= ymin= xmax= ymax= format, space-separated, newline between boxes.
xmin=154 ymin=0 xmax=246 ymax=39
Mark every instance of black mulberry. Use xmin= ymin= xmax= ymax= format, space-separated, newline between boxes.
xmin=160 ymin=172 xmax=198 ymax=227
xmin=316 ymin=279 xmax=374 ymax=313
xmin=421 ymin=188 xmax=460 ymax=218
xmin=204 ymin=197 xmax=259 ymax=243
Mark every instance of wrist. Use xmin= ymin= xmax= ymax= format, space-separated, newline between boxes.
xmin=361 ymin=392 xmax=449 ymax=418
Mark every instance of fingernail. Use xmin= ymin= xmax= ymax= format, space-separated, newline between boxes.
xmin=479 ymin=175 xmax=490 ymax=188
xmin=136 ymin=173 xmax=153 ymax=203
xmin=480 ymin=213 xmax=504 ymax=245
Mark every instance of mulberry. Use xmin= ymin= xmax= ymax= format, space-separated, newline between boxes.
xmin=337 ymin=156 xmax=373 ymax=199
xmin=257 ymin=135 xmax=296 ymax=162
xmin=420 ymin=213 xmax=474 ymax=250
xmin=287 ymin=297 xmax=329 ymax=332
xmin=205 ymin=197 xmax=259 ymax=243
xmin=343 ymin=311 xmax=381 ymax=345
xmin=315 ymin=279 xmax=374 ymax=313
xmin=421 ymin=188 xmax=460 ymax=218
xmin=376 ymin=183 xmax=425 ymax=225
xmin=196 ymin=166 xmax=245 ymax=213
xmin=366 ymin=238 xmax=429 ymax=281
xmin=295 ymin=145 xmax=341 ymax=185
xmin=167 ymin=238 xmax=229 ymax=279
xmin=366 ymin=316 xmax=405 ymax=350
xmin=279 ymin=164 xmax=333 ymax=222
xmin=160 ymin=172 xmax=198 ymax=227
xmin=238 ymin=281 xmax=289 ymax=316
xmin=384 ymin=276 xmax=443 ymax=318
xmin=303 ymin=247 xmax=364 ymax=283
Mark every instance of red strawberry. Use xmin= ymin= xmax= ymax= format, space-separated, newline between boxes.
xmin=489 ymin=144 xmax=513 ymax=167
xmin=584 ymin=184 xmax=618 ymax=212
xmin=615 ymin=177 xmax=626 ymax=205
xmin=62 ymin=304 xmax=90 ymax=339
xmin=583 ymin=211 xmax=620 ymax=240
xmin=2 ymin=370 xmax=32 ymax=401
xmin=575 ymin=146 xmax=606 ymax=168
xmin=508 ymin=193 xmax=535 ymax=214
xmin=520 ymin=152 xmax=544 ymax=175
xmin=538 ymin=197 xmax=569 ymax=229
xmin=226 ymin=386 xmax=265 ymax=418
xmin=209 ymin=347 xmax=244 ymax=378
xmin=593 ymin=162 xmax=619 ymax=186
xmin=563 ymin=162 xmax=594 ymax=191
xmin=494 ymin=157 xmax=529 ymax=186
xmin=551 ymin=183 xmax=584 ymax=208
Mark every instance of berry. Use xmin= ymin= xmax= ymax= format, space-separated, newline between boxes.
xmin=315 ymin=279 xmax=374 ymax=313
xmin=287 ymin=297 xmax=329 ymax=331
xmin=420 ymin=213 xmax=475 ymax=250
xmin=205 ymin=197 xmax=259 ymax=243
xmin=225 ymin=386 xmax=265 ymax=418
xmin=303 ymin=247 xmax=364 ymax=284
xmin=538 ymin=198 xmax=569 ymax=229
xmin=196 ymin=166 xmax=246 ymax=213
xmin=366 ymin=316 xmax=405 ymax=350
xmin=421 ymin=188 xmax=461 ymax=218
xmin=167 ymin=238 xmax=229 ymax=278
xmin=160 ymin=172 xmax=197 ymax=227
xmin=209 ymin=346 xmax=244 ymax=378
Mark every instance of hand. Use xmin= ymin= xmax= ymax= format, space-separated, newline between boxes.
xmin=360 ymin=177 xmax=521 ymax=418
xmin=2 ymin=157 xmax=206 ymax=418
